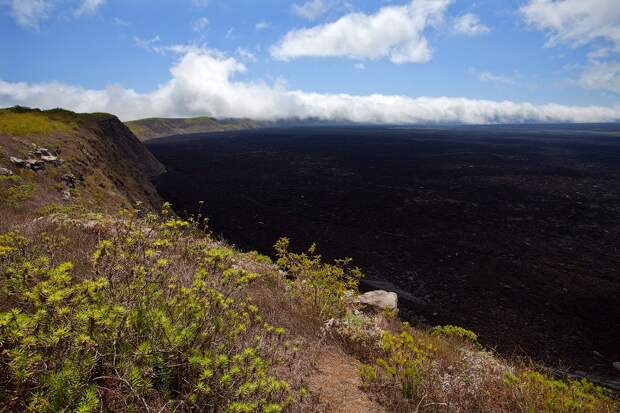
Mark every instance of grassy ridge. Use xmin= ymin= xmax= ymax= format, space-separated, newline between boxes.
xmin=126 ymin=116 xmax=266 ymax=141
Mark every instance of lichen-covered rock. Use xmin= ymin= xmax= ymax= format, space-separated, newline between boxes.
xmin=356 ymin=290 xmax=398 ymax=310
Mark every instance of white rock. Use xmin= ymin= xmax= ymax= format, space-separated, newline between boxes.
xmin=357 ymin=290 xmax=398 ymax=310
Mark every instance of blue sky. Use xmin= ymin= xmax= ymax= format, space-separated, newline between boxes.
xmin=1 ymin=0 xmax=620 ymax=122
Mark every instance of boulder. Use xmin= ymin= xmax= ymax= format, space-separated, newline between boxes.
xmin=31 ymin=147 xmax=53 ymax=158
xmin=26 ymin=159 xmax=45 ymax=171
xmin=41 ymin=155 xmax=63 ymax=166
xmin=356 ymin=290 xmax=398 ymax=310
xmin=10 ymin=157 xmax=26 ymax=167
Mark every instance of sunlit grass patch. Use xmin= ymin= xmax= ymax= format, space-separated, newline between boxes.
xmin=0 ymin=110 xmax=75 ymax=136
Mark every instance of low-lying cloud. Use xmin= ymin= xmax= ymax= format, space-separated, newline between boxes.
xmin=1 ymin=49 xmax=619 ymax=123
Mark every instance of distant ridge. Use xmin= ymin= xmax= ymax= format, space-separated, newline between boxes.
xmin=125 ymin=116 xmax=268 ymax=141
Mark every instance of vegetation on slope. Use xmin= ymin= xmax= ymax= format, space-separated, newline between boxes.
xmin=125 ymin=117 xmax=267 ymax=141
xmin=0 ymin=107 xmax=618 ymax=412
xmin=0 ymin=106 xmax=164 ymax=227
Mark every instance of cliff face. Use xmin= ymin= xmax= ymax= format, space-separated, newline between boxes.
xmin=126 ymin=116 xmax=266 ymax=141
xmin=0 ymin=107 xmax=164 ymax=222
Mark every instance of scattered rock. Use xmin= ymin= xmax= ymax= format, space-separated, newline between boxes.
xmin=356 ymin=290 xmax=398 ymax=310
xmin=26 ymin=159 xmax=45 ymax=171
xmin=40 ymin=155 xmax=63 ymax=166
xmin=11 ymin=156 xmax=45 ymax=171
xmin=614 ymin=362 xmax=620 ymax=371
xmin=31 ymin=147 xmax=53 ymax=157
xmin=61 ymin=189 xmax=72 ymax=201
xmin=0 ymin=166 xmax=13 ymax=176
xmin=10 ymin=156 xmax=26 ymax=167
xmin=62 ymin=173 xmax=77 ymax=188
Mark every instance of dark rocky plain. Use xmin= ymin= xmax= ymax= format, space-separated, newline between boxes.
xmin=147 ymin=125 xmax=620 ymax=378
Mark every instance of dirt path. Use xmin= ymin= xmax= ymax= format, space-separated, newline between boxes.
xmin=306 ymin=348 xmax=385 ymax=413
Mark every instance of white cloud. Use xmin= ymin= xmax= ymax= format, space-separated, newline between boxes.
xmin=469 ymin=68 xmax=518 ymax=85
xmin=112 ymin=17 xmax=129 ymax=26
xmin=133 ymin=35 xmax=161 ymax=52
xmin=292 ymin=0 xmax=329 ymax=21
xmin=8 ymin=0 xmax=51 ymax=29
xmin=577 ymin=60 xmax=620 ymax=94
xmin=74 ymin=0 xmax=105 ymax=17
xmin=271 ymin=0 xmax=452 ymax=64
xmin=1 ymin=48 xmax=619 ymax=123
xmin=520 ymin=0 xmax=620 ymax=50
xmin=453 ymin=13 xmax=490 ymax=36
xmin=236 ymin=47 xmax=257 ymax=62
xmin=354 ymin=63 xmax=366 ymax=70
xmin=521 ymin=1 xmax=620 ymax=95
xmin=255 ymin=20 xmax=270 ymax=30
xmin=193 ymin=17 xmax=209 ymax=32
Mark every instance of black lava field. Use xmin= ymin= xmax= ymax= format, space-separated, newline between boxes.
xmin=147 ymin=125 xmax=620 ymax=375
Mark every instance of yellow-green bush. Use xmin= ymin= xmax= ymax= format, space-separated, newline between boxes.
xmin=359 ymin=327 xmax=435 ymax=402
xmin=0 ymin=211 xmax=298 ymax=412
xmin=504 ymin=370 xmax=614 ymax=413
xmin=431 ymin=324 xmax=479 ymax=345
xmin=0 ymin=175 xmax=35 ymax=209
xmin=274 ymin=238 xmax=362 ymax=322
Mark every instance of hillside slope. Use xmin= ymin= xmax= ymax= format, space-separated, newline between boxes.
xmin=0 ymin=107 xmax=164 ymax=225
xmin=126 ymin=116 xmax=267 ymax=141
xmin=0 ymin=107 xmax=617 ymax=412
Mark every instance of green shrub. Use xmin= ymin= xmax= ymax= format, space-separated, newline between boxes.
xmin=359 ymin=327 xmax=435 ymax=402
xmin=504 ymin=371 xmax=614 ymax=413
xmin=274 ymin=238 xmax=362 ymax=322
xmin=431 ymin=324 xmax=479 ymax=345
xmin=0 ymin=212 xmax=298 ymax=411
xmin=6 ymin=183 xmax=35 ymax=208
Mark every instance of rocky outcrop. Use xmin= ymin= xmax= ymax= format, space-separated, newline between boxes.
xmin=10 ymin=145 xmax=64 ymax=172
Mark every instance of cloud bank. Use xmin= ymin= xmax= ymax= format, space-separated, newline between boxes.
xmin=272 ymin=0 xmax=451 ymax=63
xmin=1 ymin=49 xmax=619 ymax=123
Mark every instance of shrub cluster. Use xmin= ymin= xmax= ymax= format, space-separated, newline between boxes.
xmin=0 ymin=175 xmax=35 ymax=209
xmin=358 ymin=322 xmax=617 ymax=413
xmin=0 ymin=209 xmax=301 ymax=412
xmin=430 ymin=324 xmax=479 ymax=345
xmin=274 ymin=238 xmax=362 ymax=323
